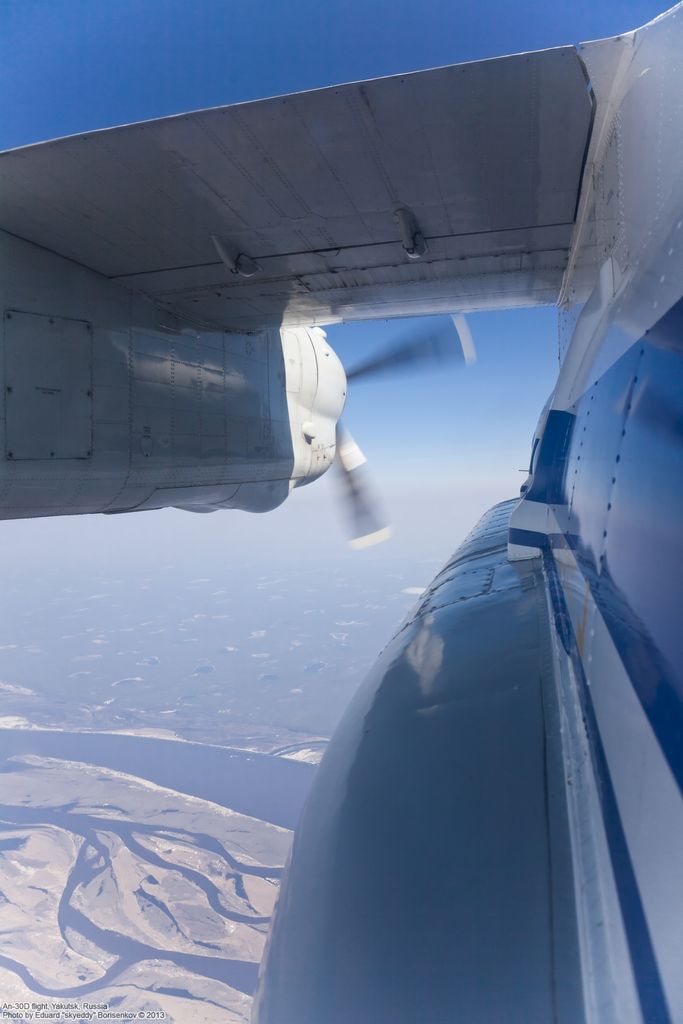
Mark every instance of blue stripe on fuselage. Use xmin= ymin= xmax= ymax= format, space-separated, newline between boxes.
xmin=542 ymin=548 xmax=672 ymax=1024
xmin=510 ymin=524 xmax=683 ymax=799
xmin=513 ymin=294 xmax=683 ymax=795
xmin=510 ymin=296 xmax=683 ymax=1023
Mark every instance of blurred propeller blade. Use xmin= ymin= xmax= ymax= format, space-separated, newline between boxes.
xmin=335 ymin=425 xmax=391 ymax=549
xmin=329 ymin=314 xmax=475 ymax=548
xmin=451 ymin=313 xmax=477 ymax=366
xmin=346 ymin=313 xmax=476 ymax=383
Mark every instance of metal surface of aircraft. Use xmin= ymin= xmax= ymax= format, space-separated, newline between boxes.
xmin=0 ymin=3 xmax=682 ymax=1022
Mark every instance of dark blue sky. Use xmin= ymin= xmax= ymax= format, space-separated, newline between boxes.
xmin=1 ymin=1 xmax=667 ymax=149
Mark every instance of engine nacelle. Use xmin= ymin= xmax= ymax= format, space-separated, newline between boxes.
xmin=0 ymin=231 xmax=346 ymax=521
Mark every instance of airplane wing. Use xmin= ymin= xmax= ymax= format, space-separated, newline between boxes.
xmin=0 ymin=46 xmax=592 ymax=331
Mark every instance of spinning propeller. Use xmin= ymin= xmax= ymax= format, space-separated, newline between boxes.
xmin=334 ymin=314 xmax=476 ymax=548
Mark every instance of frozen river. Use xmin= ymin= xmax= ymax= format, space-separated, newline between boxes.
xmin=0 ymin=727 xmax=315 ymax=829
